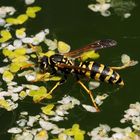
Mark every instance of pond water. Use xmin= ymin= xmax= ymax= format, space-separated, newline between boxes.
xmin=0 ymin=0 xmax=140 ymax=140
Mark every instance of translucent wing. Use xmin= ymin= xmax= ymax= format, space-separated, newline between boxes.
xmin=64 ymin=39 xmax=117 ymax=58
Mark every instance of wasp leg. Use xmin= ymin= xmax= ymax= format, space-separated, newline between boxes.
xmin=110 ymin=59 xmax=138 ymax=70
xmin=28 ymin=43 xmax=37 ymax=51
xmin=47 ymin=81 xmax=61 ymax=95
xmin=46 ymin=75 xmax=67 ymax=95
xmin=30 ymin=73 xmax=50 ymax=82
xmin=77 ymin=80 xmax=100 ymax=112
xmin=20 ymin=63 xmax=35 ymax=70
xmin=47 ymin=78 xmax=67 ymax=95
xmin=36 ymin=82 xmax=61 ymax=102
xmin=110 ymin=62 xmax=131 ymax=70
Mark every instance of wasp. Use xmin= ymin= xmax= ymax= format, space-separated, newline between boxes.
xmin=38 ymin=39 xmax=130 ymax=112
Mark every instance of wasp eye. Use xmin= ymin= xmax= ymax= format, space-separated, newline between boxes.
xmin=40 ymin=56 xmax=48 ymax=72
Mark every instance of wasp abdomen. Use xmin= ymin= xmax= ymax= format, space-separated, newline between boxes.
xmin=79 ymin=61 xmax=124 ymax=86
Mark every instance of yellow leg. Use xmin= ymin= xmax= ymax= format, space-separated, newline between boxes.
xmin=110 ymin=62 xmax=132 ymax=70
xmin=28 ymin=43 xmax=37 ymax=51
xmin=31 ymin=73 xmax=51 ymax=82
xmin=48 ymin=81 xmax=61 ymax=95
xmin=20 ymin=63 xmax=34 ymax=70
xmin=37 ymin=82 xmax=61 ymax=102
xmin=77 ymin=80 xmax=100 ymax=112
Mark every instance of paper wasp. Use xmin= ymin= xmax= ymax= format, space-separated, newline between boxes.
xmin=38 ymin=39 xmax=129 ymax=112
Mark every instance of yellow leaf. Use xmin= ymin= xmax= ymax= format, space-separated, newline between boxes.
xmin=16 ymin=28 xmax=26 ymax=35
xmin=80 ymin=50 xmax=100 ymax=61
xmin=19 ymin=91 xmax=27 ymax=98
xmin=27 ymin=11 xmax=36 ymax=18
xmin=39 ymin=86 xmax=47 ymax=93
xmin=58 ymin=41 xmax=71 ymax=54
xmin=30 ymin=54 xmax=37 ymax=58
xmin=74 ymin=133 xmax=84 ymax=140
xmin=9 ymin=62 xmax=21 ymax=73
xmin=3 ymin=48 xmax=27 ymax=60
xmin=64 ymin=124 xmax=85 ymax=140
xmin=41 ymin=104 xmax=55 ymax=115
xmin=3 ymin=70 xmax=14 ymax=82
xmin=72 ymin=124 xmax=80 ymax=131
xmin=26 ymin=6 xmax=41 ymax=18
xmin=29 ymin=86 xmax=52 ymax=103
xmin=16 ymin=28 xmax=26 ymax=38
xmin=32 ymin=94 xmax=51 ymax=103
xmin=31 ymin=6 xmax=42 ymax=12
xmin=14 ymin=48 xmax=26 ymax=55
xmin=0 ymin=30 xmax=12 ymax=43
xmin=12 ymin=55 xmax=28 ymax=63
xmin=10 ymin=61 xmax=28 ymax=73
xmin=129 ymin=132 xmax=137 ymax=138
xmin=35 ymin=130 xmax=48 ymax=139
xmin=35 ymin=73 xmax=50 ymax=81
xmin=6 ymin=18 xmax=19 ymax=25
xmin=0 ymin=99 xmax=11 ymax=111
xmin=6 ymin=14 xmax=28 ymax=25
xmin=43 ymin=50 xmax=55 ymax=57
xmin=17 ymin=14 xmax=28 ymax=24
xmin=2 ymin=48 xmax=12 ymax=56
xmin=2 ymin=49 xmax=15 ymax=59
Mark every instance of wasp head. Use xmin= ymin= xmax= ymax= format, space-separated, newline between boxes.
xmin=39 ymin=56 xmax=49 ymax=72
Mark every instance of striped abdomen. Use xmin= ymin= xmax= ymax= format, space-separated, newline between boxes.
xmin=78 ymin=61 xmax=124 ymax=86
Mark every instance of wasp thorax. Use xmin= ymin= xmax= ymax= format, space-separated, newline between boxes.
xmin=50 ymin=54 xmax=64 ymax=64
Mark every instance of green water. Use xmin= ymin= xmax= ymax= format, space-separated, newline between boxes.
xmin=0 ymin=0 xmax=140 ymax=139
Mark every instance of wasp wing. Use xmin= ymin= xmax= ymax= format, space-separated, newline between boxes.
xmin=64 ymin=39 xmax=117 ymax=58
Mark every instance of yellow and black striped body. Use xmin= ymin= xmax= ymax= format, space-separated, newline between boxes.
xmin=40 ymin=54 xmax=124 ymax=86
xmin=40 ymin=54 xmax=74 ymax=74
xmin=77 ymin=61 xmax=124 ymax=86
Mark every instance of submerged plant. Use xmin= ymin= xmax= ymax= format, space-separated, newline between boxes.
xmin=111 ymin=0 xmax=136 ymax=18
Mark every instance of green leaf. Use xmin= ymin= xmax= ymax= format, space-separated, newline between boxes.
xmin=0 ymin=30 xmax=12 ymax=42
xmin=64 ymin=124 xmax=85 ymax=140
xmin=26 ymin=6 xmax=42 ymax=18
xmin=41 ymin=104 xmax=55 ymax=115
xmin=29 ymin=86 xmax=52 ymax=103
xmin=3 ymin=70 xmax=14 ymax=82
xmin=80 ymin=50 xmax=100 ymax=61
xmin=0 ymin=99 xmax=11 ymax=111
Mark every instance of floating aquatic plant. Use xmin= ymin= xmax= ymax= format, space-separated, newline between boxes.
xmin=0 ymin=30 xmax=12 ymax=43
xmin=111 ymin=0 xmax=136 ymax=18
xmin=7 ymin=102 xmax=140 ymax=139
xmin=88 ymin=0 xmax=136 ymax=18
xmin=0 ymin=1 xmax=139 ymax=140
xmin=6 ymin=6 xmax=41 ymax=25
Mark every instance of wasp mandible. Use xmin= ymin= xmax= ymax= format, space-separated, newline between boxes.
xmin=37 ymin=39 xmax=131 ymax=112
